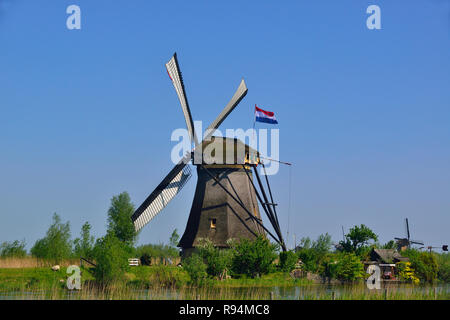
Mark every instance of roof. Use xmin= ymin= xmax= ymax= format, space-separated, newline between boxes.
xmin=192 ymin=136 xmax=260 ymax=165
xmin=371 ymin=249 xmax=409 ymax=263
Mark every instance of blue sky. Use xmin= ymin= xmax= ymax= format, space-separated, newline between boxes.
xmin=0 ymin=0 xmax=449 ymax=250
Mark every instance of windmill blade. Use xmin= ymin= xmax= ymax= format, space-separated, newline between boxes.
xmin=132 ymin=159 xmax=192 ymax=232
xmin=166 ymin=53 xmax=199 ymax=146
xmin=411 ymin=240 xmax=424 ymax=246
xmin=203 ymin=79 xmax=248 ymax=141
xmin=405 ymin=218 xmax=410 ymax=240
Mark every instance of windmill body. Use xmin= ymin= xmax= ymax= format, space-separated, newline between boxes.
xmin=131 ymin=53 xmax=286 ymax=255
xmin=179 ymin=137 xmax=265 ymax=254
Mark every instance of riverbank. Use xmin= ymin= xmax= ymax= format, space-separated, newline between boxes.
xmin=0 ymin=265 xmax=448 ymax=300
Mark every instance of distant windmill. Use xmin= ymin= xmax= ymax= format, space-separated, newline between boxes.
xmin=394 ymin=218 xmax=424 ymax=251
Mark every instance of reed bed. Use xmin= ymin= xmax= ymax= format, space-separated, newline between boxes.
xmin=1 ymin=283 xmax=448 ymax=300
xmin=0 ymin=257 xmax=79 ymax=269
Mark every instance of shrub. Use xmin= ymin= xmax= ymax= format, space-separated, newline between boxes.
xmin=197 ymin=239 xmax=233 ymax=278
xmin=397 ymin=261 xmax=420 ymax=284
xmin=279 ymin=250 xmax=298 ymax=272
xmin=92 ymin=233 xmax=131 ymax=283
xmin=402 ymin=250 xmax=439 ymax=283
xmin=230 ymin=236 xmax=278 ymax=278
xmin=0 ymin=240 xmax=27 ymax=258
xmin=334 ymin=252 xmax=365 ymax=281
xmin=183 ymin=253 xmax=207 ymax=284
xmin=30 ymin=213 xmax=72 ymax=264
xmin=436 ymin=253 xmax=450 ymax=283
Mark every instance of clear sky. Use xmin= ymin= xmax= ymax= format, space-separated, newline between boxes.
xmin=0 ymin=0 xmax=449 ymax=250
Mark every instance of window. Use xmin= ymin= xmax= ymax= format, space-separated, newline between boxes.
xmin=210 ymin=218 xmax=217 ymax=229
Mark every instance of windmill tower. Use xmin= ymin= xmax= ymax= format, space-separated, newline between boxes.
xmin=394 ymin=218 xmax=424 ymax=251
xmin=131 ymin=53 xmax=286 ymax=255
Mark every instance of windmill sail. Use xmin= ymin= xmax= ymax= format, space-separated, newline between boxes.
xmin=204 ymin=79 xmax=248 ymax=141
xmin=132 ymin=160 xmax=192 ymax=232
xmin=166 ymin=53 xmax=198 ymax=146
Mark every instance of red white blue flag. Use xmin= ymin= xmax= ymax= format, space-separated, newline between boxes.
xmin=255 ymin=105 xmax=278 ymax=124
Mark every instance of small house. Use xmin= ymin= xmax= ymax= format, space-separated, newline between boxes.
xmin=365 ymin=248 xmax=409 ymax=280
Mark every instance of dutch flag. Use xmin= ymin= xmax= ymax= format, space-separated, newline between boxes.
xmin=255 ymin=105 xmax=278 ymax=124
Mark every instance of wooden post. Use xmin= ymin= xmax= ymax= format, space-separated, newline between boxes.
xmin=270 ymin=292 xmax=274 ymax=300
xmin=331 ymin=291 xmax=335 ymax=300
xmin=434 ymin=288 xmax=437 ymax=300
xmin=384 ymin=288 xmax=388 ymax=300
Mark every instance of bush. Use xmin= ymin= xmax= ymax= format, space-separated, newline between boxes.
xmin=30 ymin=213 xmax=72 ymax=264
xmin=397 ymin=261 xmax=420 ymax=284
xmin=197 ymin=239 xmax=233 ymax=279
xmin=0 ymin=240 xmax=27 ymax=258
xmin=183 ymin=253 xmax=207 ymax=284
xmin=279 ymin=251 xmax=298 ymax=272
xmin=334 ymin=252 xmax=365 ymax=281
xmin=436 ymin=253 xmax=450 ymax=283
xmin=92 ymin=233 xmax=132 ymax=283
xmin=230 ymin=236 xmax=278 ymax=278
xmin=402 ymin=250 xmax=439 ymax=283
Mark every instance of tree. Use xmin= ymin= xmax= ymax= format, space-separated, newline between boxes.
xmin=296 ymin=234 xmax=333 ymax=273
xmin=30 ymin=213 xmax=72 ymax=264
xmin=73 ymin=222 xmax=95 ymax=259
xmin=107 ymin=192 xmax=137 ymax=245
xmin=92 ymin=233 xmax=131 ymax=283
xmin=169 ymin=229 xmax=180 ymax=248
xmin=339 ymin=224 xmax=378 ymax=255
xmin=334 ymin=252 xmax=365 ymax=281
xmin=0 ymin=240 xmax=27 ymax=258
xmin=230 ymin=236 xmax=278 ymax=278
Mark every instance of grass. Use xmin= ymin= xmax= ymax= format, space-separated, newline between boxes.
xmin=0 ymin=261 xmax=448 ymax=300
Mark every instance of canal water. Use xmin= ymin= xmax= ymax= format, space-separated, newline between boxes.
xmin=0 ymin=284 xmax=448 ymax=300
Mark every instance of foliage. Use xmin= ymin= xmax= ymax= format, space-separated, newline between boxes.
xmin=397 ymin=261 xmax=420 ymax=284
xmin=230 ymin=236 xmax=278 ymax=278
xmin=339 ymin=224 xmax=378 ymax=256
xmin=296 ymin=233 xmax=333 ymax=273
xmin=92 ymin=233 xmax=131 ymax=283
xmin=381 ymin=240 xmax=397 ymax=250
xmin=333 ymin=252 xmax=365 ymax=281
xmin=30 ymin=213 xmax=72 ymax=264
xmin=278 ymin=250 xmax=298 ymax=272
xmin=0 ymin=240 xmax=27 ymax=258
xmin=183 ymin=253 xmax=208 ymax=284
xmin=197 ymin=239 xmax=233 ymax=278
xmin=436 ymin=253 xmax=450 ymax=283
xmin=169 ymin=229 xmax=180 ymax=248
xmin=107 ymin=192 xmax=137 ymax=245
xmin=73 ymin=222 xmax=95 ymax=259
xmin=402 ymin=249 xmax=438 ymax=283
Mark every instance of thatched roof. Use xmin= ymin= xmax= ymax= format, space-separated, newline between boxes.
xmin=371 ymin=248 xmax=409 ymax=263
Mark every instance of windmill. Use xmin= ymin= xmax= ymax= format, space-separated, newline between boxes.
xmin=394 ymin=218 xmax=424 ymax=251
xmin=131 ymin=53 xmax=286 ymax=255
